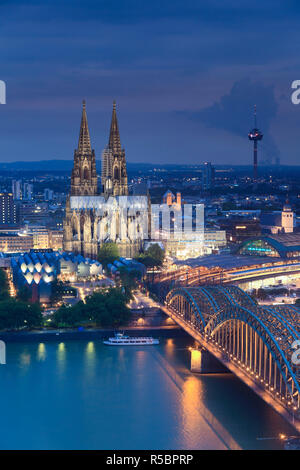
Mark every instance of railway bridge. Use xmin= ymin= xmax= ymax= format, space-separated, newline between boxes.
xmin=162 ymin=285 xmax=300 ymax=430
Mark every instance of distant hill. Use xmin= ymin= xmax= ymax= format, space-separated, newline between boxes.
xmin=0 ymin=160 xmax=206 ymax=173
xmin=0 ymin=160 xmax=74 ymax=171
xmin=0 ymin=160 xmax=296 ymax=177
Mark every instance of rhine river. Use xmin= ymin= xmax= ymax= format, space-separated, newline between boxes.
xmin=0 ymin=336 xmax=296 ymax=450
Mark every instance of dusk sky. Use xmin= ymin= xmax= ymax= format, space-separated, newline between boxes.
xmin=1 ymin=0 xmax=300 ymax=165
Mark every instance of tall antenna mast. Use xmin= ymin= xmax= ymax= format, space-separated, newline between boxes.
xmin=248 ymin=105 xmax=263 ymax=181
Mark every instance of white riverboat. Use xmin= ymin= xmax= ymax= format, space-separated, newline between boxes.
xmin=103 ymin=332 xmax=159 ymax=346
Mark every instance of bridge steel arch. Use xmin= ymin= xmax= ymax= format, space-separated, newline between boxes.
xmin=166 ymin=285 xmax=300 ymax=419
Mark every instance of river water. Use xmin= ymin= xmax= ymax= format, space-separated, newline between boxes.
xmin=0 ymin=336 xmax=296 ymax=450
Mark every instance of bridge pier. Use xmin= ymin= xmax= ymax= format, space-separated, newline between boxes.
xmin=190 ymin=347 xmax=228 ymax=374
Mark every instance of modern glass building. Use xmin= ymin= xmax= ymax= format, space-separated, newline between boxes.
xmin=236 ymin=233 xmax=300 ymax=258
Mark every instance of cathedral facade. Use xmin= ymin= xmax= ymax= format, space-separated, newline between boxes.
xmin=63 ymin=101 xmax=149 ymax=259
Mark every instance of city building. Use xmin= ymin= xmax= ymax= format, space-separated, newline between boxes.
xmin=11 ymin=251 xmax=103 ymax=303
xmin=23 ymin=183 xmax=33 ymax=201
xmin=101 ymin=101 xmax=128 ymax=197
xmin=260 ymin=200 xmax=294 ymax=234
xmin=64 ymin=101 xmax=149 ymax=258
xmin=28 ymin=226 xmax=50 ymax=250
xmin=0 ymin=232 xmax=33 ymax=253
xmin=12 ymin=180 xmax=22 ymax=200
xmin=152 ymin=190 xmax=225 ymax=259
xmin=0 ymin=193 xmax=17 ymax=225
xmin=63 ymin=103 xmax=224 ymax=261
xmin=202 ymin=162 xmax=215 ymax=190
xmin=44 ymin=188 xmax=54 ymax=201
xmin=203 ymin=229 xmax=227 ymax=253
xmin=219 ymin=217 xmax=261 ymax=243
xmin=49 ymin=230 xmax=63 ymax=251
xmin=236 ymin=233 xmax=300 ymax=258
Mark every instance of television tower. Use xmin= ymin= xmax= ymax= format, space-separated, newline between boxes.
xmin=248 ymin=105 xmax=263 ymax=180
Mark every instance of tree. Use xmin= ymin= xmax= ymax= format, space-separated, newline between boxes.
xmin=118 ymin=267 xmax=139 ymax=300
xmin=51 ymin=288 xmax=131 ymax=328
xmin=97 ymin=242 xmax=119 ymax=268
xmin=53 ymin=301 xmax=88 ymax=327
xmin=0 ymin=269 xmax=9 ymax=301
xmin=0 ymin=299 xmax=42 ymax=330
xmin=136 ymin=243 xmax=165 ymax=268
xmin=17 ymin=286 xmax=31 ymax=302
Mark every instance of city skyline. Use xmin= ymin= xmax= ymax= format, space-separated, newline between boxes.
xmin=1 ymin=1 xmax=300 ymax=453
xmin=1 ymin=1 xmax=300 ymax=165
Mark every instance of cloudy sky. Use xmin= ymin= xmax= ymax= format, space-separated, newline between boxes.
xmin=0 ymin=0 xmax=300 ymax=165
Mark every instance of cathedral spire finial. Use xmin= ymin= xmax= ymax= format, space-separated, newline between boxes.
xmin=78 ymin=99 xmax=91 ymax=155
xmin=109 ymin=100 xmax=121 ymax=155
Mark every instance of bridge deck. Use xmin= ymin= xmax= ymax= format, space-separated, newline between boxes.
xmin=161 ymin=304 xmax=300 ymax=433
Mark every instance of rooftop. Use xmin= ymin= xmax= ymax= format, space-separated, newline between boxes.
xmin=174 ymin=253 xmax=279 ymax=269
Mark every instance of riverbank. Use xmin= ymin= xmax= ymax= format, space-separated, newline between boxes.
xmin=0 ymin=325 xmax=187 ymax=342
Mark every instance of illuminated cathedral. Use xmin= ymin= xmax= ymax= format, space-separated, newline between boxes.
xmin=63 ymin=101 xmax=149 ymax=258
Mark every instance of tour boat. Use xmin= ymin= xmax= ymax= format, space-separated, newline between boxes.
xmin=103 ymin=332 xmax=159 ymax=346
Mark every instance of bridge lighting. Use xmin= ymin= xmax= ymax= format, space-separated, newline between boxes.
xmin=166 ymin=285 xmax=300 ymax=424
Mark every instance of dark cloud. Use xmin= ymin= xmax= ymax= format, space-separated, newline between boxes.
xmin=0 ymin=0 xmax=299 ymax=163
xmin=186 ymin=79 xmax=280 ymax=163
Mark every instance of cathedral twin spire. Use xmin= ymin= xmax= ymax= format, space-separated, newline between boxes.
xmin=71 ymin=99 xmax=128 ymax=198
xmin=77 ymin=100 xmax=92 ymax=155
xmin=108 ymin=101 xmax=122 ymax=156
xmin=70 ymin=100 xmax=97 ymax=196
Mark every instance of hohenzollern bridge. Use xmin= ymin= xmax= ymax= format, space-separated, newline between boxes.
xmin=161 ymin=285 xmax=300 ymax=429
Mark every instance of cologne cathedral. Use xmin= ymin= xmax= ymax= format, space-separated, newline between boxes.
xmin=63 ymin=101 xmax=149 ymax=258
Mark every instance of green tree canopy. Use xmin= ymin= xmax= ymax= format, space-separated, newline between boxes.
xmin=97 ymin=242 xmax=119 ymax=268
xmin=52 ymin=288 xmax=131 ymax=328
xmin=16 ymin=285 xmax=31 ymax=302
xmin=0 ymin=299 xmax=42 ymax=330
xmin=136 ymin=243 xmax=165 ymax=268
xmin=118 ymin=267 xmax=139 ymax=300
xmin=0 ymin=269 xmax=9 ymax=301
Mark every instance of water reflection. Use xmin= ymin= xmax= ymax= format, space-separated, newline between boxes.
xmin=37 ymin=343 xmax=46 ymax=361
xmin=181 ymin=376 xmax=204 ymax=446
xmin=135 ymin=350 xmax=146 ymax=390
xmin=165 ymin=338 xmax=175 ymax=355
xmin=57 ymin=342 xmax=66 ymax=374
xmin=20 ymin=352 xmax=31 ymax=367
xmin=84 ymin=341 xmax=96 ymax=380
xmin=0 ymin=338 xmax=295 ymax=450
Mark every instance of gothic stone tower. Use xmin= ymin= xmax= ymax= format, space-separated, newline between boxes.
xmin=71 ymin=100 xmax=97 ymax=196
xmin=64 ymin=100 xmax=144 ymax=260
xmin=282 ymin=199 xmax=294 ymax=233
xmin=101 ymin=101 xmax=128 ymax=197
xmin=64 ymin=101 xmax=98 ymax=257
